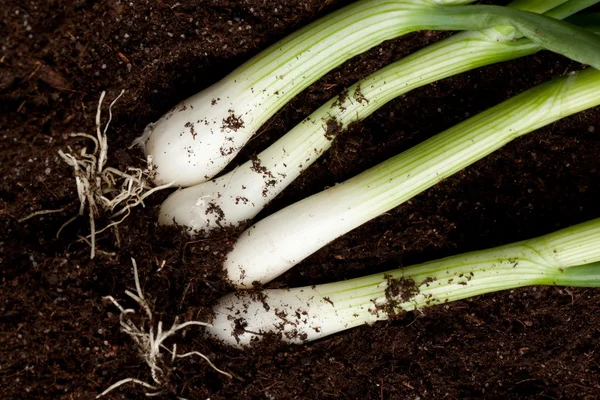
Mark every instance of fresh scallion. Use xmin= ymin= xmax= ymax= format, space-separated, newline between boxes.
xmin=207 ymin=218 xmax=600 ymax=347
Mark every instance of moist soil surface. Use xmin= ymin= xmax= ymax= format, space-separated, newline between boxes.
xmin=2 ymin=1 xmax=600 ymax=399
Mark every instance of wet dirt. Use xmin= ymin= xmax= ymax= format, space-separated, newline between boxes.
xmin=1 ymin=0 xmax=600 ymax=399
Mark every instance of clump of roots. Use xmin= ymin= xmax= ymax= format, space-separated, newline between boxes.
xmin=58 ymin=90 xmax=172 ymax=258
xmin=98 ymin=259 xmax=231 ymax=398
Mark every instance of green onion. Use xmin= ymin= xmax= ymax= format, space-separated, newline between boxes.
xmin=552 ymin=0 xmax=600 ymax=19
xmin=139 ymin=0 xmax=600 ymax=187
xmin=222 ymin=67 xmax=600 ymax=288
xmin=207 ymin=218 xmax=600 ymax=347
xmin=159 ymin=0 xmax=598 ymax=232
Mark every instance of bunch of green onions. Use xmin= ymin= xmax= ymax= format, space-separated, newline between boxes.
xmin=140 ymin=0 xmax=600 ymax=345
xmin=140 ymin=0 xmax=600 ymax=186
xmin=159 ymin=0 xmax=599 ymax=235
xmin=222 ymin=67 xmax=600 ymax=288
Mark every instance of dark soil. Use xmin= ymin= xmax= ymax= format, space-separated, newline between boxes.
xmin=2 ymin=1 xmax=600 ymax=399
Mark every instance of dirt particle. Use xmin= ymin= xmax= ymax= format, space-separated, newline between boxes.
xmin=250 ymin=156 xmax=277 ymax=196
xmin=205 ymin=202 xmax=225 ymax=226
xmin=250 ymin=156 xmax=273 ymax=178
xmin=420 ymin=277 xmax=436 ymax=287
xmin=222 ymin=110 xmax=245 ymax=131
xmin=324 ymin=118 xmax=342 ymax=141
xmin=184 ymin=121 xmax=197 ymax=139
xmin=235 ymin=196 xmax=249 ymax=205
xmin=332 ymin=87 xmax=349 ymax=111
xmin=381 ymin=275 xmax=419 ymax=319
xmin=353 ymin=85 xmax=367 ymax=103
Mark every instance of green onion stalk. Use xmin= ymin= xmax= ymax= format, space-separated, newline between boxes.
xmin=140 ymin=0 xmax=600 ymax=187
xmin=159 ymin=0 xmax=599 ymax=233
xmin=207 ymin=218 xmax=600 ymax=347
xmin=222 ymin=67 xmax=600 ymax=288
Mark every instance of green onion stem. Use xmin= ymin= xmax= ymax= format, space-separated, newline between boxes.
xmin=208 ymin=218 xmax=600 ymax=346
xmin=546 ymin=0 xmax=600 ymax=18
xmin=237 ymin=1 xmax=600 ymax=135
xmin=509 ymin=0 xmax=567 ymax=12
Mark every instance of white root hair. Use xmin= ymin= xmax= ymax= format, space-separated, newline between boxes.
xmin=58 ymin=91 xmax=174 ymax=258
xmin=97 ymin=258 xmax=232 ymax=398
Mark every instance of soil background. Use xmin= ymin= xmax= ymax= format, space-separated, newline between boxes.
xmin=2 ymin=0 xmax=600 ymax=399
